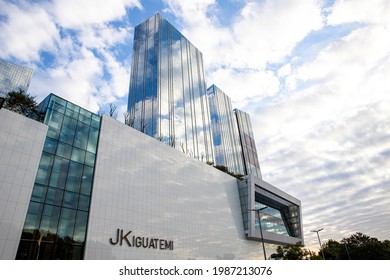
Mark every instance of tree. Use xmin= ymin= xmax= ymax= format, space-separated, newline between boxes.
xmin=320 ymin=239 xmax=344 ymax=260
xmin=276 ymin=242 xmax=312 ymax=260
xmin=108 ymin=103 xmax=118 ymax=119
xmin=97 ymin=103 xmax=118 ymax=119
xmin=124 ymin=111 xmax=134 ymax=127
xmin=320 ymin=232 xmax=390 ymax=260
xmin=213 ymin=164 xmax=244 ymax=180
xmin=3 ymin=90 xmax=39 ymax=118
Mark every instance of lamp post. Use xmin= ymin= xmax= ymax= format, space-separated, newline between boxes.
xmin=250 ymin=206 xmax=268 ymax=260
xmin=344 ymin=242 xmax=351 ymax=260
xmin=311 ymin=228 xmax=325 ymax=260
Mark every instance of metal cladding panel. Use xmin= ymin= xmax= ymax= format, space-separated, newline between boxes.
xmin=85 ymin=115 xmax=279 ymax=259
xmin=0 ymin=109 xmax=47 ymax=259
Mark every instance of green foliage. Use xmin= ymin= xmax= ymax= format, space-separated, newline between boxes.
xmin=320 ymin=239 xmax=343 ymax=260
xmin=321 ymin=232 xmax=390 ymax=260
xmin=214 ymin=165 xmax=229 ymax=173
xmin=276 ymin=242 xmax=313 ymax=260
xmin=3 ymin=90 xmax=39 ymax=118
xmin=213 ymin=164 xmax=245 ymax=180
xmin=275 ymin=232 xmax=390 ymax=260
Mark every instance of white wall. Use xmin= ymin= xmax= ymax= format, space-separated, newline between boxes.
xmin=85 ymin=115 xmax=271 ymax=259
xmin=0 ymin=109 xmax=47 ymax=259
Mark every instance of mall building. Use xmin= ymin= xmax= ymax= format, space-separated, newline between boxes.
xmin=0 ymin=94 xmax=302 ymax=260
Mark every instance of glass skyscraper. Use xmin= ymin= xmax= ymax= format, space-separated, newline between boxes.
xmin=127 ymin=13 xmax=214 ymax=162
xmin=234 ymin=109 xmax=262 ymax=178
xmin=207 ymin=84 xmax=244 ymax=175
xmin=0 ymin=60 xmax=33 ymax=98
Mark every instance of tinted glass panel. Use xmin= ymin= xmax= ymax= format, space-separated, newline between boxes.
xmin=40 ymin=205 xmax=61 ymax=240
xmin=43 ymin=138 xmax=57 ymax=154
xmin=31 ymin=184 xmax=47 ymax=203
xmin=63 ymin=191 xmax=79 ymax=209
xmin=45 ymin=187 xmax=64 ymax=206
xmin=17 ymin=94 xmax=101 ymax=260
xmin=49 ymin=157 xmax=69 ymax=189
xmin=57 ymin=208 xmax=77 ymax=242
xmin=66 ymin=162 xmax=83 ymax=192
xmin=73 ymin=211 xmax=88 ymax=244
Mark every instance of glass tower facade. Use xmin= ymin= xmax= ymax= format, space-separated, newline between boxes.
xmin=128 ymin=13 xmax=214 ymax=162
xmin=0 ymin=60 xmax=33 ymax=97
xmin=234 ymin=109 xmax=262 ymax=178
xmin=16 ymin=94 xmax=101 ymax=260
xmin=207 ymin=84 xmax=244 ymax=175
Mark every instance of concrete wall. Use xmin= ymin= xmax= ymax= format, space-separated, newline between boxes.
xmin=0 ymin=109 xmax=47 ymax=259
xmin=85 ymin=115 xmax=271 ymax=259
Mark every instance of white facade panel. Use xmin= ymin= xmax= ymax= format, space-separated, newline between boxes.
xmin=0 ymin=109 xmax=47 ymax=259
xmin=85 ymin=115 xmax=273 ymax=259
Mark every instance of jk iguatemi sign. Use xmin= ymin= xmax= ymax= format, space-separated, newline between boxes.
xmin=109 ymin=229 xmax=174 ymax=250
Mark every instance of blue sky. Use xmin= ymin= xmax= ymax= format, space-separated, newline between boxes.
xmin=1 ymin=0 xmax=390 ymax=251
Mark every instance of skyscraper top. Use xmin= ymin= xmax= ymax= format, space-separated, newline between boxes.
xmin=128 ymin=13 xmax=214 ymax=162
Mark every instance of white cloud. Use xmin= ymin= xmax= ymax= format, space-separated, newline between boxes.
xmin=231 ymin=0 xmax=324 ymax=68
xmin=166 ymin=0 xmax=325 ymax=68
xmin=207 ymin=68 xmax=280 ymax=107
xmin=277 ymin=63 xmax=291 ymax=77
xmin=51 ymin=0 xmax=142 ymax=28
xmin=163 ymin=0 xmax=325 ymax=108
xmin=327 ymin=0 xmax=390 ymax=26
xmin=78 ymin=24 xmax=131 ymax=49
xmin=0 ymin=0 xmax=137 ymax=115
xmin=0 ymin=1 xmax=59 ymax=61
xmin=294 ymin=26 xmax=390 ymax=85
xmin=30 ymin=47 xmax=103 ymax=112
xmin=99 ymin=50 xmax=131 ymax=100
xmin=245 ymin=1 xmax=390 ymax=248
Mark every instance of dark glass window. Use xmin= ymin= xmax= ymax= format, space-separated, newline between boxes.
xmin=35 ymin=153 xmax=54 ymax=185
xmin=45 ymin=187 xmax=64 ymax=206
xmin=74 ymin=122 xmax=90 ymax=150
xmin=16 ymin=94 xmax=101 ymax=260
xmin=63 ymin=191 xmax=79 ymax=209
xmin=73 ymin=211 xmax=88 ymax=244
xmin=60 ymin=116 xmax=77 ymax=145
xmin=65 ymin=103 xmax=79 ymax=119
xmin=47 ymin=127 xmax=60 ymax=140
xmin=31 ymin=184 xmax=47 ymax=203
xmin=78 ymin=108 xmax=91 ymax=125
xmin=78 ymin=194 xmax=90 ymax=211
xmin=66 ymin=162 xmax=83 ymax=192
xmin=71 ymin=147 xmax=86 ymax=164
xmin=56 ymin=142 xmax=72 ymax=159
xmin=43 ymin=138 xmax=57 ymax=154
xmin=22 ymin=202 xmax=44 ymax=238
xmin=87 ymin=127 xmax=99 ymax=153
xmin=40 ymin=205 xmax=61 ymax=240
xmin=57 ymin=208 xmax=76 ymax=242
xmin=49 ymin=157 xmax=69 ymax=189
xmin=85 ymin=151 xmax=95 ymax=167
xmin=46 ymin=110 xmax=63 ymax=130
xmin=80 ymin=166 xmax=93 ymax=195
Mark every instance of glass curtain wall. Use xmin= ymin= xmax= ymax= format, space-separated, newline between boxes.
xmin=15 ymin=94 xmax=101 ymax=260
xmin=207 ymin=85 xmax=244 ymax=175
xmin=0 ymin=60 xmax=33 ymax=97
xmin=128 ymin=13 xmax=214 ymax=162
xmin=234 ymin=109 xmax=261 ymax=178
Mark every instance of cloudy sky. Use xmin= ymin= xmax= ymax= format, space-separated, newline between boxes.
xmin=1 ymin=0 xmax=389 ymax=250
